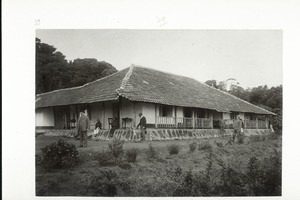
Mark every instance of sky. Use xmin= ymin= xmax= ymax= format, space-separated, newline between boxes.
xmin=36 ymin=29 xmax=282 ymax=89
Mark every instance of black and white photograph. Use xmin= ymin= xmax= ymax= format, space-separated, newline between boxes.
xmin=34 ymin=29 xmax=282 ymax=197
xmin=3 ymin=1 xmax=300 ymax=199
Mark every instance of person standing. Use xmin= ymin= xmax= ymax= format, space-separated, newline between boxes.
xmin=137 ymin=113 xmax=147 ymax=141
xmin=232 ymin=115 xmax=243 ymax=142
xmin=76 ymin=111 xmax=89 ymax=147
xmin=110 ymin=117 xmax=118 ymax=138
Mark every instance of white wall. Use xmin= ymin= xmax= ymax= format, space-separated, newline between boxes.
xmin=35 ymin=108 xmax=54 ymax=127
xmin=35 ymin=110 xmax=43 ymax=126
xmin=239 ymin=112 xmax=245 ymax=120
xmin=223 ymin=113 xmax=231 ymax=119
xmin=176 ymin=107 xmax=184 ymax=118
xmin=121 ymin=99 xmax=139 ymax=127
xmin=142 ymin=103 xmax=156 ymax=124
xmin=90 ymin=102 xmax=103 ymax=121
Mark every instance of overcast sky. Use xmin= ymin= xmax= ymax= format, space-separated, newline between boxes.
xmin=36 ymin=29 xmax=282 ymax=88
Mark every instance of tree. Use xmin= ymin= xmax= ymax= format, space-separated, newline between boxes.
xmin=205 ymin=80 xmax=218 ymax=88
xmin=36 ymin=38 xmax=118 ymax=94
xmin=69 ymin=58 xmax=117 ymax=87
xmin=36 ymin=38 xmax=69 ymax=93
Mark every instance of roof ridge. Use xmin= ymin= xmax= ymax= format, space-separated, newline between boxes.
xmin=130 ymin=64 xmax=187 ymax=79
xmin=119 ymin=65 xmax=134 ymax=90
xmin=36 ymin=68 xmax=129 ymax=97
xmin=192 ymin=78 xmax=275 ymax=115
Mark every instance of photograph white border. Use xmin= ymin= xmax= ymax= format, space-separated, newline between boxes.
xmin=3 ymin=0 xmax=299 ymax=199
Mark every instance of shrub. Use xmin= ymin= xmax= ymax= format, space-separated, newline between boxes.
xmin=246 ymin=151 xmax=282 ymax=196
xmin=87 ymin=169 xmax=120 ymax=196
xmin=268 ymin=133 xmax=280 ymax=140
xmin=96 ymin=151 xmax=114 ymax=166
xmin=125 ymin=148 xmax=138 ymax=163
xmin=250 ymin=135 xmax=261 ymax=143
xmin=189 ymin=142 xmax=197 ymax=152
xmin=215 ymin=141 xmax=224 ymax=148
xmin=40 ymin=139 xmax=79 ymax=170
xmin=119 ymin=162 xmax=132 ymax=170
xmin=108 ymin=139 xmax=124 ymax=164
xmin=237 ymin=134 xmax=245 ymax=144
xmin=145 ymin=143 xmax=158 ymax=160
xmin=199 ymin=141 xmax=212 ymax=150
xmin=167 ymin=144 xmax=180 ymax=155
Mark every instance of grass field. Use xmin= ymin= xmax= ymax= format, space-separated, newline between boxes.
xmin=36 ymin=134 xmax=282 ymax=196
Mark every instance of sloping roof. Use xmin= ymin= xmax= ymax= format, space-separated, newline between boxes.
xmin=36 ymin=68 xmax=129 ymax=108
xmin=36 ymin=65 xmax=275 ymax=115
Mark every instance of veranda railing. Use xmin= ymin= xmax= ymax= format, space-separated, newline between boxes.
xmin=157 ymin=117 xmax=213 ymax=129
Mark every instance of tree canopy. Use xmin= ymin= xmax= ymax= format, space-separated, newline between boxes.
xmin=36 ymin=38 xmax=118 ymax=94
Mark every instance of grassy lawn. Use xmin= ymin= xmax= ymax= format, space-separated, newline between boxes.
xmin=36 ymin=134 xmax=282 ymax=196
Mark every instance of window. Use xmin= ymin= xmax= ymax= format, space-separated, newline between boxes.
xmin=184 ymin=108 xmax=193 ymax=118
xmin=230 ymin=112 xmax=239 ymax=120
xmin=159 ymin=105 xmax=173 ymax=117
xmin=195 ymin=108 xmax=205 ymax=118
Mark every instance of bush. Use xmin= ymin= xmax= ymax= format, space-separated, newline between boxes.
xmin=119 ymin=162 xmax=132 ymax=170
xmin=250 ymin=135 xmax=261 ymax=143
xmin=268 ymin=133 xmax=280 ymax=140
xmin=40 ymin=139 xmax=79 ymax=170
xmin=189 ymin=142 xmax=197 ymax=152
xmin=246 ymin=152 xmax=281 ymax=196
xmin=125 ymin=148 xmax=138 ymax=163
xmin=167 ymin=144 xmax=180 ymax=155
xmin=199 ymin=141 xmax=212 ymax=150
xmin=108 ymin=139 xmax=124 ymax=164
xmin=96 ymin=151 xmax=114 ymax=166
xmin=87 ymin=169 xmax=120 ymax=196
xmin=215 ymin=141 xmax=224 ymax=148
xmin=237 ymin=134 xmax=245 ymax=144
xmin=145 ymin=143 xmax=158 ymax=160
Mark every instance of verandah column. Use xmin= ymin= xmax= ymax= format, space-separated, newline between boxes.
xmin=155 ymin=104 xmax=158 ymax=128
xmin=119 ymin=98 xmax=122 ymax=129
xmin=256 ymin=117 xmax=258 ymax=129
xmin=192 ymin=108 xmax=195 ymax=129
xmin=175 ymin=106 xmax=177 ymax=128
xmin=102 ymin=102 xmax=105 ymax=129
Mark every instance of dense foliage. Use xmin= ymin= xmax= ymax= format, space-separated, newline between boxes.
xmin=167 ymin=144 xmax=181 ymax=155
xmin=36 ymin=38 xmax=118 ymax=94
xmin=40 ymin=139 xmax=79 ymax=170
xmin=125 ymin=148 xmax=139 ymax=163
xmin=108 ymin=139 xmax=124 ymax=164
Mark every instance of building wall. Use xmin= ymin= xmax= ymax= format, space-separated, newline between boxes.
xmin=35 ymin=107 xmax=54 ymax=127
xmin=223 ymin=113 xmax=230 ymax=119
xmin=36 ymin=109 xmax=43 ymax=126
xmin=142 ymin=103 xmax=156 ymax=124
xmin=104 ymin=102 xmax=113 ymax=129
xmin=239 ymin=112 xmax=245 ymax=120
xmin=121 ymin=99 xmax=139 ymax=127
xmin=176 ymin=107 xmax=184 ymax=118
xmin=90 ymin=102 xmax=103 ymax=122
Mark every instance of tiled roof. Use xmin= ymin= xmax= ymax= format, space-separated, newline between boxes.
xmin=36 ymin=68 xmax=129 ymax=108
xmin=36 ymin=65 xmax=275 ymax=115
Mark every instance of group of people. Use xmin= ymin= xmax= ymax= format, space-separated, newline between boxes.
xmin=76 ymin=110 xmax=243 ymax=147
xmin=75 ymin=111 xmax=147 ymax=147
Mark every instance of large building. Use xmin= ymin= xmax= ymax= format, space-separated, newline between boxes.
xmin=36 ymin=65 xmax=274 ymax=136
